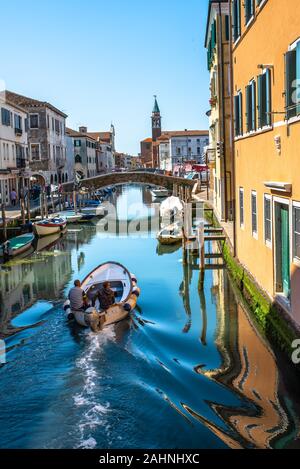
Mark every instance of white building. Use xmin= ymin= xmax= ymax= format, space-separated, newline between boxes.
xmin=0 ymin=92 xmax=29 ymax=205
xmin=169 ymin=131 xmax=209 ymax=168
xmin=157 ymin=130 xmax=209 ymax=173
xmin=158 ymin=139 xmax=171 ymax=172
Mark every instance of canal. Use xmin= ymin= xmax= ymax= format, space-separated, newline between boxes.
xmin=0 ymin=185 xmax=299 ymax=449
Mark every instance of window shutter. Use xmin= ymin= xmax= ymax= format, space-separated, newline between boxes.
xmin=234 ymin=95 xmax=239 ymax=135
xmin=261 ymin=73 xmax=267 ymax=126
xmin=257 ymin=74 xmax=262 ymax=128
xmin=296 ymin=42 xmax=300 ymax=114
xmin=265 ymin=69 xmax=271 ymax=125
xmin=239 ymin=92 xmax=243 ymax=135
xmin=245 ymin=85 xmax=250 ymax=131
xmin=251 ymin=80 xmax=256 ymax=130
xmin=285 ymin=50 xmax=296 ymax=119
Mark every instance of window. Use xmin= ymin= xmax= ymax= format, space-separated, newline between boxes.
xmin=239 ymin=188 xmax=244 ymax=227
xmin=244 ymin=0 xmax=254 ymax=25
xmin=74 ymin=140 xmax=81 ymax=147
xmin=75 ymin=154 xmax=82 ymax=164
xmin=1 ymin=108 xmax=11 ymax=126
xmin=14 ymin=114 xmax=22 ymax=132
xmin=233 ymin=0 xmax=241 ymax=42
xmin=234 ymin=92 xmax=243 ymax=136
xmin=197 ymin=147 xmax=201 ymax=155
xmin=176 ymin=148 xmax=181 ymax=155
xmin=55 ymin=119 xmax=60 ymax=134
xmin=293 ymin=204 xmax=300 ymax=261
xmin=225 ymin=15 xmax=230 ymax=41
xmin=258 ymin=69 xmax=271 ymax=128
xmin=30 ymin=114 xmax=39 ymax=129
xmin=246 ymin=80 xmax=256 ymax=132
xmin=285 ymin=41 xmax=300 ymax=119
xmin=264 ymin=195 xmax=272 ymax=245
xmin=31 ymin=144 xmax=40 ymax=161
xmin=251 ymin=191 xmax=257 ymax=236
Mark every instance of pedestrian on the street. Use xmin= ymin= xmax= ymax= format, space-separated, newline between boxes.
xmin=10 ymin=188 xmax=17 ymax=207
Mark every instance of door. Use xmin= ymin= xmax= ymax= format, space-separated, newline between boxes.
xmin=280 ymin=205 xmax=290 ymax=298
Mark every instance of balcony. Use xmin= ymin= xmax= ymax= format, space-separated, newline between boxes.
xmin=15 ymin=127 xmax=23 ymax=136
xmin=16 ymin=158 xmax=27 ymax=169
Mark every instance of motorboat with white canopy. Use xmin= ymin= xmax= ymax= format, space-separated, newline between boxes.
xmin=64 ymin=261 xmax=140 ymax=332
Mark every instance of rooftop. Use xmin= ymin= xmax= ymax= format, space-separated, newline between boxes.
xmin=5 ymin=90 xmax=68 ymax=118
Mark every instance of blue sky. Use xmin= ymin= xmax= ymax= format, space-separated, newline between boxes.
xmin=1 ymin=0 xmax=210 ymax=154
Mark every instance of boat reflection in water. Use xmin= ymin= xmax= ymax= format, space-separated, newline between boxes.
xmin=179 ymin=262 xmax=300 ymax=449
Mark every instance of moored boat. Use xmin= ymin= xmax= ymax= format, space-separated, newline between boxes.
xmin=64 ymin=261 xmax=140 ymax=332
xmin=33 ymin=217 xmax=67 ymax=237
xmin=0 ymin=233 xmax=35 ymax=259
xmin=57 ymin=211 xmax=83 ymax=224
xmin=157 ymin=223 xmax=183 ymax=245
xmin=151 ymin=188 xmax=170 ymax=199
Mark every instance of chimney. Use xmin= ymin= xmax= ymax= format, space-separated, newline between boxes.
xmin=79 ymin=126 xmax=87 ymax=133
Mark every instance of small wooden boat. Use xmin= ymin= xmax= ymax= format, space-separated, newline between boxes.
xmin=80 ymin=206 xmax=105 ymax=217
xmin=64 ymin=261 xmax=140 ymax=332
xmin=33 ymin=217 xmax=67 ymax=237
xmin=151 ymin=188 xmax=170 ymax=199
xmin=57 ymin=211 xmax=83 ymax=224
xmin=157 ymin=223 xmax=183 ymax=245
xmin=0 ymin=233 xmax=35 ymax=259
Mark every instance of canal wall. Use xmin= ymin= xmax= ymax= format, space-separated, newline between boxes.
xmin=205 ymin=205 xmax=300 ymax=367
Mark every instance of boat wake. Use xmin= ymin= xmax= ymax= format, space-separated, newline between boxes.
xmin=73 ymin=327 xmax=115 ymax=449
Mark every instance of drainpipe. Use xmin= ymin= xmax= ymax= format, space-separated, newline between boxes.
xmin=228 ymin=0 xmax=237 ymax=256
xmin=218 ymin=1 xmax=228 ymax=223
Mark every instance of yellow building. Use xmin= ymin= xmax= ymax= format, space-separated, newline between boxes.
xmin=205 ymin=0 xmax=234 ymax=223
xmin=232 ymin=0 xmax=300 ymax=325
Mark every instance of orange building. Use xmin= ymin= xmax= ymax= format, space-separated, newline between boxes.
xmin=232 ymin=0 xmax=300 ymax=325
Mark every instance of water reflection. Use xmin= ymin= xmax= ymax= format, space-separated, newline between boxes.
xmin=0 ymin=184 xmax=299 ymax=449
xmin=0 ymin=234 xmax=73 ymax=338
xmin=191 ymin=268 xmax=300 ymax=449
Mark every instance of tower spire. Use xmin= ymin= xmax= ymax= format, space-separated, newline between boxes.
xmin=153 ymin=95 xmax=160 ymax=114
xmin=151 ymin=95 xmax=161 ymax=142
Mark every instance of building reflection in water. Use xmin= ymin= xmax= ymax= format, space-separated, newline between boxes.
xmin=180 ymin=265 xmax=300 ymax=449
xmin=0 ymin=233 xmax=73 ymax=338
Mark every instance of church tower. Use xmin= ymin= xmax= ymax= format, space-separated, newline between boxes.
xmin=152 ymin=96 xmax=162 ymax=142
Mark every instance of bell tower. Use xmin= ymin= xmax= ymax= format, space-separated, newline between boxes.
xmin=152 ymin=95 xmax=161 ymax=142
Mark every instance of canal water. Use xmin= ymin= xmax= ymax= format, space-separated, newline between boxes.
xmin=0 ymin=185 xmax=299 ymax=449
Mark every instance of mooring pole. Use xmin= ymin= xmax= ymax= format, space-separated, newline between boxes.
xmin=73 ymin=190 xmax=77 ymax=214
xmin=26 ymin=193 xmax=31 ymax=222
xmin=1 ymin=203 xmax=7 ymax=241
xmin=44 ymin=191 xmax=48 ymax=219
xmin=197 ymin=222 xmax=205 ymax=291
xmin=20 ymin=197 xmax=26 ymax=225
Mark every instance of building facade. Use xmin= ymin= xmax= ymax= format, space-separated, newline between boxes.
xmin=6 ymin=91 xmax=68 ymax=186
xmin=205 ymin=0 xmax=234 ymax=222
xmin=0 ymin=92 xmax=29 ymax=205
xmin=87 ymin=127 xmax=116 ymax=173
xmin=232 ymin=0 xmax=300 ymax=325
xmin=66 ymin=127 xmax=97 ymax=179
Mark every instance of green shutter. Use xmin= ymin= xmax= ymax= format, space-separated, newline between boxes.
xmin=261 ymin=73 xmax=267 ymax=126
xmin=239 ymin=92 xmax=243 ymax=134
xmin=285 ymin=50 xmax=296 ymax=119
xmin=246 ymin=85 xmax=250 ymax=131
xmin=251 ymin=80 xmax=256 ymax=130
xmin=234 ymin=95 xmax=239 ymax=136
xmin=257 ymin=74 xmax=262 ymax=128
xmin=265 ymin=69 xmax=271 ymax=125
xmin=296 ymin=42 xmax=300 ymax=114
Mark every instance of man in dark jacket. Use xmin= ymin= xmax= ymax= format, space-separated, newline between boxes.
xmin=94 ymin=282 xmax=115 ymax=311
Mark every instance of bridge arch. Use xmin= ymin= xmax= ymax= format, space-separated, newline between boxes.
xmin=62 ymin=171 xmax=198 ymax=194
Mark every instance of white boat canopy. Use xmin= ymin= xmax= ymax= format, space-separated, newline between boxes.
xmin=160 ymin=196 xmax=183 ymax=217
xmin=82 ymin=262 xmax=133 ymax=304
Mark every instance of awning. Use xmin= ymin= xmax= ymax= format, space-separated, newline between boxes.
xmin=264 ymin=182 xmax=292 ymax=193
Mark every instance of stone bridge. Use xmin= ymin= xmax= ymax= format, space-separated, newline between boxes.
xmin=62 ymin=171 xmax=199 ymax=198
